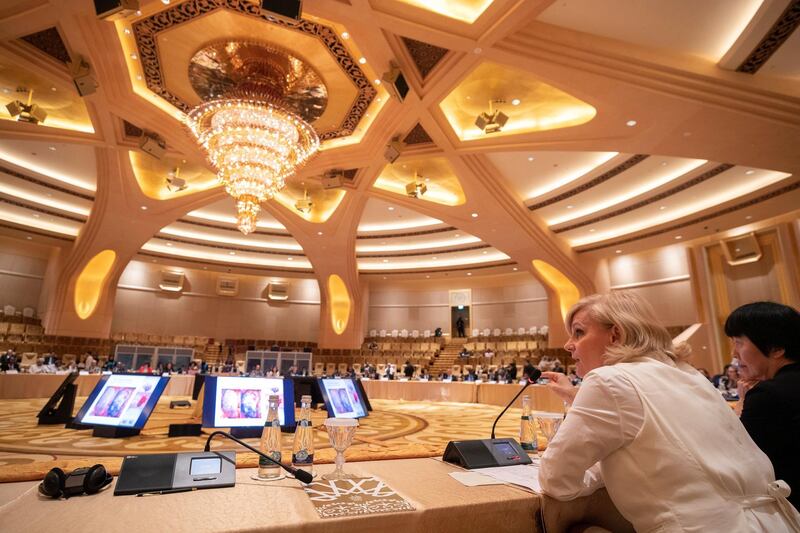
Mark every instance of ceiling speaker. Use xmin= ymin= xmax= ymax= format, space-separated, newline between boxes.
xmin=260 ymin=0 xmax=302 ymax=21
xmin=94 ymin=0 xmax=139 ymax=20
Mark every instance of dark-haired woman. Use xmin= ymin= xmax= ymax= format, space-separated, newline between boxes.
xmin=726 ymin=301 xmax=800 ymax=511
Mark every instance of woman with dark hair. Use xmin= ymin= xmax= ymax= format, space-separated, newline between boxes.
xmin=725 ymin=301 xmax=800 ymax=511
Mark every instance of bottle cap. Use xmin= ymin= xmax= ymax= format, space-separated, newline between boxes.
xmin=268 ymin=394 xmax=280 ymax=401
xmin=301 ymin=395 xmax=312 ymax=402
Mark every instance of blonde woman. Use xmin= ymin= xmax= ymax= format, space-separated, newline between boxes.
xmin=538 ymin=291 xmax=800 ymax=532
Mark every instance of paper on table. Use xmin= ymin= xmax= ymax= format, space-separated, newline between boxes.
xmin=448 ymin=471 xmax=504 ymax=487
xmin=478 ymin=464 xmax=542 ymax=493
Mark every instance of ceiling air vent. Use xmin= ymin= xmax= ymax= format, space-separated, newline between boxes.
xmin=158 ymin=270 xmax=185 ymax=292
xmin=217 ymin=276 xmax=239 ymax=296
xmin=267 ymin=282 xmax=289 ymax=301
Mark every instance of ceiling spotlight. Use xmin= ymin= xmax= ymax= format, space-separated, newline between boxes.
xmin=626 ymin=120 xmax=637 ymax=127
xmin=382 ymin=63 xmax=409 ymax=101
xmin=511 ymin=99 xmax=521 ymax=106
xmin=675 ymin=235 xmax=683 ymax=240
xmin=341 ymin=32 xmax=350 ymax=39
xmin=295 ymin=188 xmax=313 ymax=214
xmin=527 ymin=156 xmax=535 ymax=162
xmin=745 ymin=169 xmax=755 ymax=175
xmin=5 ymin=88 xmax=47 ymax=124
xmin=467 ymin=272 xmax=472 ymax=276
xmin=615 ymin=249 xmax=622 ymax=254
xmin=405 ymin=170 xmax=427 ymax=198
xmin=471 ymin=212 xmax=478 ymax=218
xmin=358 ymin=57 xmax=366 ymax=64
xmin=166 ymin=167 xmax=187 ymax=192
xmin=475 ymin=100 xmax=509 ymax=134
xmin=388 ymin=206 xmax=395 ymax=211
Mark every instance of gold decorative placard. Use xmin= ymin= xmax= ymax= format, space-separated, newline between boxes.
xmin=303 ymin=477 xmax=415 ymax=518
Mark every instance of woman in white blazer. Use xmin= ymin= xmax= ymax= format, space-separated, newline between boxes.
xmin=538 ymin=291 xmax=800 ymax=532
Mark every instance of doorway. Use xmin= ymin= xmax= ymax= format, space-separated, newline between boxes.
xmin=451 ymin=306 xmax=470 ymax=338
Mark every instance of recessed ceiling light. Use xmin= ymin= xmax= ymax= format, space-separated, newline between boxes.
xmin=425 ymin=275 xmax=430 ymax=278
xmin=161 ymin=0 xmax=170 ymax=4
xmin=659 ymin=206 xmax=666 ymax=210
xmin=341 ymin=32 xmax=350 ymax=39
xmin=50 ymin=86 xmax=57 ymax=92
xmin=26 ymin=236 xmax=32 ymax=240
xmin=626 ymin=120 xmax=637 ymax=127
xmin=382 ymin=259 xmax=389 ymax=263
xmin=566 ymin=205 xmax=574 ymax=209
xmin=203 ymin=266 xmax=207 ymax=270
xmin=130 ymin=53 xmax=138 ymax=60
xmin=382 ymin=276 xmax=387 ymax=280
xmin=124 ymin=28 xmax=131 ymax=35
xmin=482 ymin=250 xmax=487 ymax=254
xmin=166 ymin=242 xmax=173 ymax=246
xmin=317 ymin=231 xmax=323 ymax=236
xmin=140 ymin=205 xmax=148 ymax=210
xmin=615 ymin=249 xmax=622 ymax=254
xmin=229 ymin=251 xmax=236 ymax=255
xmin=473 ymin=47 xmax=482 ymax=54
xmin=374 ymin=79 xmax=381 ymax=85
xmin=745 ymin=170 xmax=755 ymax=175
xmin=358 ymin=57 xmax=366 ymax=64
xmin=511 ymin=99 xmax=521 ymax=106
xmin=32 ymin=213 xmax=40 ymax=218
xmin=136 ymin=75 xmax=142 ymax=81
xmin=683 ymin=131 xmax=692 ymax=137
xmin=471 ymin=213 xmax=478 ymax=218
xmin=454 ymin=234 xmax=460 ymax=237
xmin=589 ymin=229 xmax=595 ymax=232
xmin=513 ymin=267 xmax=518 ymax=271
xmin=675 ymin=235 xmax=683 ymax=240
xmin=388 ymin=206 xmax=395 ymax=211
xmin=735 ymin=248 xmax=741 ymax=252
xmin=432 ymin=257 xmax=437 ymax=260
xmin=287 ymin=257 xmax=293 ymax=261
xmin=745 ymin=215 xmax=753 ymax=220
xmin=660 ymin=161 xmax=668 ymax=166
xmin=527 ymin=156 xmax=535 ymax=162
xmin=48 ymin=146 xmax=56 ymax=151
xmin=467 ymin=272 xmax=472 ymax=276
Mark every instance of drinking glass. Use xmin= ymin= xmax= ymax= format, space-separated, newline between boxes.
xmin=535 ymin=413 xmax=563 ymax=453
xmin=322 ymin=418 xmax=358 ymax=480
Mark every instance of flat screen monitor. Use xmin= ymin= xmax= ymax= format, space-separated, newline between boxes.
xmin=318 ymin=378 xmax=369 ymax=419
xmin=37 ymin=372 xmax=79 ymax=418
xmin=201 ymin=376 xmax=295 ymax=429
xmin=74 ymin=374 xmax=169 ymax=429
xmin=291 ymin=376 xmax=324 ymax=408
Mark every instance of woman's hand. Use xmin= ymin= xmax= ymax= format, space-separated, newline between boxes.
xmin=541 ymin=371 xmax=578 ymax=405
xmin=735 ymin=378 xmax=761 ymax=416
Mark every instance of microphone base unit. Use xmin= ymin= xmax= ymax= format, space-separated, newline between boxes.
xmin=442 ymin=438 xmax=532 ymax=469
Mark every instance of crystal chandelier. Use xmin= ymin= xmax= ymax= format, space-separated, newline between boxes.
xmin=185 ymin=42 xmax=326 ymax=235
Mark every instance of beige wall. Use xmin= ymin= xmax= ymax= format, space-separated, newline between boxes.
xmin=0 ymin=235 xmax=52 ymax=313
xmin=112 ymin=260 xmax=321 ymax=340
xmin=366 ymin=273 xmax=549 ymax=334
xmin=607 ymin=244 xmax=698 ymax=327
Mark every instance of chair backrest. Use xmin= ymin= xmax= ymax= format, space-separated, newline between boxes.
xmin=517 ymin=327 xmax=526 ymax=335
xmin=352 ymin=363 xmax=362 ymax=375
xmin=471 ymin=329 xmax=479 ymax=337
xmin=482 ymin=328 xmax=491 ymax=337
xmin=504 ymin=328 xmax=513 ymax=336
xmin=62 ymin=354 xmax=77 ymax=365
xmin=390 ymin=329 xmax=399 ymax=337
xmin=20 ymin=352 xmax=38 ymax=367
xmin=492 ymin=328 xmax=501 ymax=337
xmin=3 ymin=305 xmax=15 ymax=316
xmin=337 ymin=363 xmax=348 ymax=374
xmin=423 ymin=329 xmax=431 ymax=338
xmin=451 ymin=365 xmax=462 ymax=376
xmin=411 ymin=330 xmax=419 ymax=338
xmin=376 ymin=363 xmax=386 ymax=375
xmin=529 ymin=327 xmax=538 ymax=336
xmin=540 ymin=326 xmax=549 ymax=336
xmin=326 ymin=363 xmax=336 ymax=375
xmin=313 ymin=362 xmax=324 ymax=375
xmin=22 ymin=307 xmax=35 ymax=318
xmin=379 ymin=329 xmax=387 ymax=337
xmin=400 ymin=329 xmax=408 ymax=337
xmin=369 ymin=329 xmax=377 ymax=337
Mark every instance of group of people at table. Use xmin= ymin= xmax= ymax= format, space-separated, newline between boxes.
xmin=536 ymin=292 xmax=800 ymax=531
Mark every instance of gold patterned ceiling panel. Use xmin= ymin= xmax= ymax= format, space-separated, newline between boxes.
xmin=440 ymin=61 xmax=596 ymax=141
xmin=130 ymin=0 xmax=376 ymax=140
xmin=274 ymin=180 xmax=347 ymax=223
xmin=391 ymin=0 xmax=495 ymax=23
xmin=129 ymin=151 xmax=219 ymax=200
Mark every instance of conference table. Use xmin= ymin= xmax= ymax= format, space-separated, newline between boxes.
xmin=0 ymin=458 xmax=631 ymax=532
xmin=0 ymin=373 xmax=195 ymax=399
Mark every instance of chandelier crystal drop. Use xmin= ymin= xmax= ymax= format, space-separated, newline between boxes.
xmin=186 ymin=98 xmax=319 ymax=234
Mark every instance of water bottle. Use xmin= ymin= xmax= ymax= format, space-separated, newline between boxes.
xmin=258 ymin=394 xmax=282 ymax=479
xmin=292 ymin=394 xmax=314 ymax=477
xmin=519 ymin=395 xmax=538 ymax=452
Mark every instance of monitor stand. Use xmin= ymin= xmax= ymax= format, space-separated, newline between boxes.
xmin=38 ymin=383 xmax=77 ymax=425
xmin=92 ymin=426 xmax=141 ymax=438
xmin=230 ymin=427 xmax=263 ymax=439
xmin=65 ymin=419 xmax=94 ymax=430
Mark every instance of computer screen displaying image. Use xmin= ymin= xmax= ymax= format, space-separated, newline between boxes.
xmin=202 ymin=376 xmax=295 ymax=428
xmin=318 ymin=378 xmax=369 ymax=419
xmin=74 ymin=374 xmax=169 ymax=429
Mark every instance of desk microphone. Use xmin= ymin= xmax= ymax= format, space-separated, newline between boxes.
xmin=490 ymin=368 xmax=541 ymax=439
xmin=204 ymin=430 xmax=314 ymax=484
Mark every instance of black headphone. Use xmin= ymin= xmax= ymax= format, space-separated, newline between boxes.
xmin=38 ymin=464 xmax=112 ymax=499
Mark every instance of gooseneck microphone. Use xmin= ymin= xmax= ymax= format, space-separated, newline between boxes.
xmin=490 ymin=368 xmax=541 ymax=439
xmin=204 ymin=430 xmax=314 ymax=484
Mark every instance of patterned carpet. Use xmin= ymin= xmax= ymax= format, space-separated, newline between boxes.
xmin=0 ymin=397 xmax=528 ymax=482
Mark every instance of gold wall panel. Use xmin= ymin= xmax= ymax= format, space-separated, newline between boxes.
xmin=327 ymin=274 xmax=351 ymax=335
xmin=74 ymin=250 xmax=117 ymax=320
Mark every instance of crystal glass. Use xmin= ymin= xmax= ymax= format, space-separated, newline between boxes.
xmin=535 ymin=413 xmax=563 ymax=453
xmin=322 ymin=418 xmax=358 ymax=480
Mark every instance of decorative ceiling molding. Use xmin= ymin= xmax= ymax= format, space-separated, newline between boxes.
xmin=576 ymin=180 xmax=800 ymax=252
xmin=18 ymin=27 xmax=70 ymax=64
xmin=156 ymin=236 xmax=307 ymax=257
xmin=0 ymin=197 xmax=86 ymax=223
xmin=403 ymin=123 xmax=434 ymax=145
xmin=361 ymin=261 xmax=517 ymax=275
xmin=553 ymin=163 xmax=734 ymax=233
xmin=131 ymin=0 xmax=376 ymax=140
xmin=174 ymin=218 xmax=291 ymax=237
xmin=400 ymin=36 xmax=449 ymax=78
xmin=138 ymin=252 xmax=311 ymax=273
xmin=0 ymin=221 xmax=73 ymax=242
xmin=357 ymin=226 xmax=457 ymax=239
xmin=737 ymin=0 xmax=800 ymax=74
xmin=527 ymin=154 xmax=649 ymax=210
xmin=0 ymin=164 xmax=95 ymax=201
xmin=356 ymin=243 xmax=490 ymax=258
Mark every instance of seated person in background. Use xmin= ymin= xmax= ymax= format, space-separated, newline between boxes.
xmin=459 ymin=347 xmax=471 ymax=358
xmin=187 ymin=362 xmax=199 ymax=375
xmin=83 ymin=351 xmax=95 ymax=370
xmin=523 ymin=359 xmax=537 ymax=381
xmin=362 ymin=362 xmax=374 ymax=377
xmin=155 ymin=363 xmax=164 ymax=374
xmin=434 ymin=327 xmax=443 ymax=337
xmin=403 ymin=360 xmax=414 ymax=378
xmin=250 ymin=364 xmax=263 ymax=377
xmin=717 ymin=363 xmax=739 ymax=393
xmin=537 ymin=356 xmax=556 ymax=372
xmin=288 ymin=365 xmax=298 ymax=376
xmin=497 ymin=366 xmax=508 ymax=383
xmin=506 ymin=362 xmax=517 ymax=381
xmin=0 ymin=350 xmax=9 ymax=372
xmin=165 ymin=362 xmax=175 ymax=374
xmin=222 ymin=359 xmax=234 ymax=373
xmin=28 ymin=358 xmax=46 ymax=374
xmin=438 ymin=371 xmax=450 ymax=381
xmin=726 ymin=301 xmax=800 ymax=511
xmin=268 ymin=365 xmax=280 ymax=377
xmin=385 ymin=364 xmax=396 ymax=380
xmin=539 ymin=291 xmax=800 ymax=531
xmin=367 ymin=341 xmax=379 ymax=353
xmin=418 ymin=367 xmax=429 ymax=380
xmin=463 ymin=368 xmax=478 ymax=382
xmin=200 ymin=361 xmax=209 ymax=374
xmin=42 ymin=352 xmax=58 ymax=366
xmin=63 ymin=361 xmax=78 ymax=373
xmin=138 ymin=362 xmax=152 ymax=374
xmin=567 ymin=367 xmax=581 ymax=386
xmin=484 ymin=348 xmax=495 ymax=358
xmin=104 ymin=357 xmax=116 ymax=371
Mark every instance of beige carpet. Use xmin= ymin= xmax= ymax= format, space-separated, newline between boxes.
xmin=0 ymin=397 xmax=532 ymax=482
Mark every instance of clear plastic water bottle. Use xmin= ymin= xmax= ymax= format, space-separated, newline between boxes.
xmin=292 ymin=394 xmax=314 ymax=477
xmin=258 ymin=394 xmax=283 ymax=479
xmin=519 ymin=395 xmax=538 ymax=452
